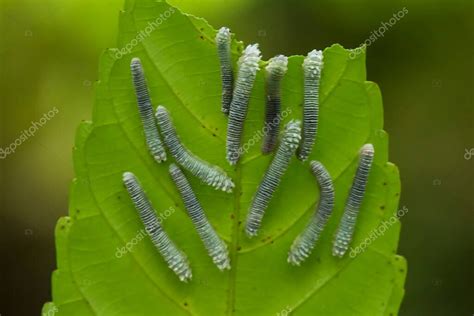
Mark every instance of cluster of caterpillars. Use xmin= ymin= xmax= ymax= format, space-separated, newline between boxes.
xmin=121 ymin=27 xmax=375 ymax=282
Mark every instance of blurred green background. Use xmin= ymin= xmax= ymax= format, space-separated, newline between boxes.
xmin=1 ymin=0 xmax=472 ymax=315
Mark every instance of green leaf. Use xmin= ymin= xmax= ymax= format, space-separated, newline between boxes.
xmin=44 ymin=0 xmax=406 ymax=315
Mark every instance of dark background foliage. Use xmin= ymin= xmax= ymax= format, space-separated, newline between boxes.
xmin=1 ymin=0 xmax=472 ymax=315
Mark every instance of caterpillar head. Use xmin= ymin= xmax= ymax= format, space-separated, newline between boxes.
xmin=281 ymin=119 xmax=302 ymax=151
xmin=130 ymin=57 xmax=143 ymax=72
xmin=303 ymin=49 xmax=323 ymax=77
xmin=215 ymin=27 xmax=231 ymax=46
xmin=123 ymin=171 xmax=139 ymax=189
xmin=266 ymin=55 xmax=288 ymax=79
xmin=310 ymin=161 xmax=325 ymax=175
xmin=360 ymin=143 xmax=375 ymax=157
xmin=238 ymin=44 xmax=261 ymax=75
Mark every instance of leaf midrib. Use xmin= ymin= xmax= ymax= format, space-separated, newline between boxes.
xmin=226 ymin=164 xmax=242 ymax=316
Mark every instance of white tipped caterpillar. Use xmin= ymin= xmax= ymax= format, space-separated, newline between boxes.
xmin=130 ymin=58 xmax=167 ymax=163
xmin=288 ymin=161 xmax=335 ymax=265
xmin=226 ymin=44 xmax=262 ymax=165
xmin=262 ymin=55 xmax=288 ymax=154
xmin=333 ymin=144 xmax=375 ymax=258
xmin=297 ymin=50 xmax=323 ymax=161
xmin=122 ymin=172 xmax=192 ymax=282
xmin=245 ymin=120 xmax=301 ymax=237
xmin=169 ymin=164 xmax=231 ymax=270
xmin=155 ymin=105 xmax=234 ymax=193
xmin=215 ymin=27 xmax=234 ymax=115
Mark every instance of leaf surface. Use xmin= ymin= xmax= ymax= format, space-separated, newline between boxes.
xmin=44 ymin=1 xmax=406 ymax=315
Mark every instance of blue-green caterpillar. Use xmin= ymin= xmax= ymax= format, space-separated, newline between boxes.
xmin=155 ymin=105 xmax=234 ymax=192
xmin=169 ymin=164 xmax=231 ymax=270
xmin=333 ymin=144 xmax=375 ymax=257
xmin=245 ymin=120 xmax=301 ymax=237
xmin=297 ymin=50 xmax=323 ymax=161
xmin=216 ymin=27 xmax=234 ymax=115
xmin=130 ymin=58 xmax=167 ymax=163
xmin=262 ymin=55 xmax=288 ymax=154
xmin=226 ymin=44 xmax=261 ymax=165
xmin=288 ymin=161 xmax=335 ymax=265
xmin=122 ymin=172 xmax=192 ymax=282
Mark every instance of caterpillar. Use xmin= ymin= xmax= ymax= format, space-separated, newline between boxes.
xmin=169 ymin=164 xmax=231 ymax=270
xmin=122 ymin=172 xmax=192 ymax=282
xmin=297 ymin=50 xmax=323 ymax=161
xmin=288 ymin=161 xmax=335 ymax=265
xmin=262 ymin=55 xmax=288 ymax=154
xmin=333 ymin=144 xmax=375 ymax=258
xmin=215 ymin=27 xmax=234 ymax=115
xmin=245 ymin=120 xmax=301 ymax=237
xmin=155 ymin=105 xmax=235 ymax=193
xmin=226 ymin=44 xmax=262 ymax=165
xmin=130 ymin=58 xmax=167 ymax=163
